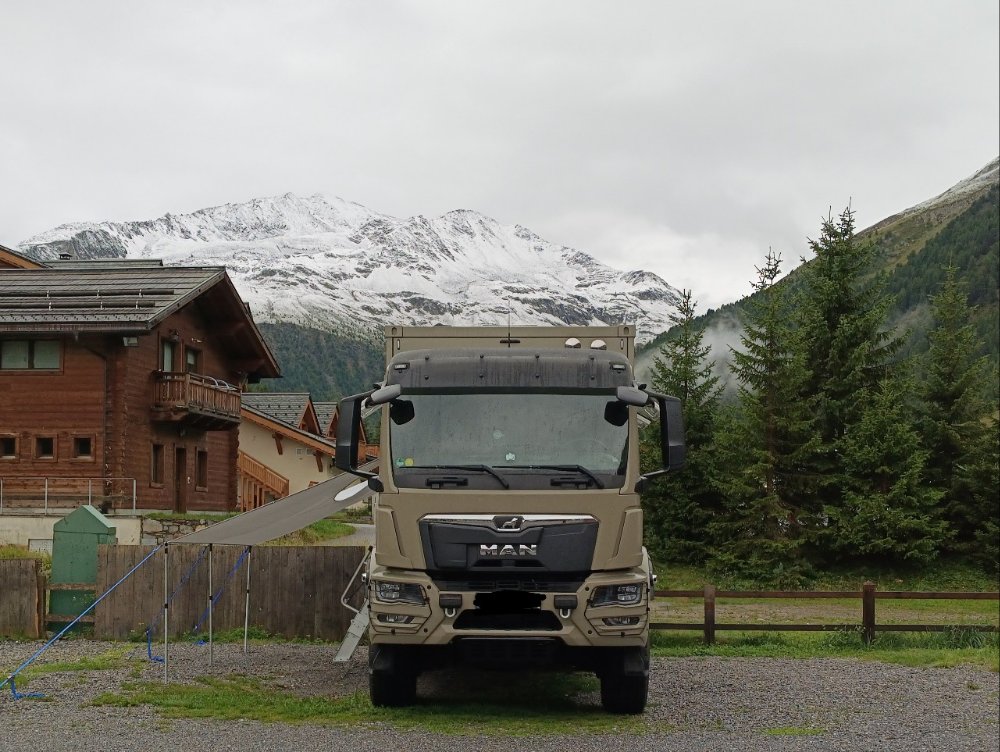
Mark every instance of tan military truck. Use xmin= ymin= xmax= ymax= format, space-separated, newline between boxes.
xmin=336 ymin=325 xmax=685 ymax=713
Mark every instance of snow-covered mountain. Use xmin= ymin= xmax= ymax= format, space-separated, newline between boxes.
xmin=19 ymin=194 xmax=681 ymax=344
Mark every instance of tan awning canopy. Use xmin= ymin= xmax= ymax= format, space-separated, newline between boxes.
xmin=171 ymin=463 xmax=377 ymax=546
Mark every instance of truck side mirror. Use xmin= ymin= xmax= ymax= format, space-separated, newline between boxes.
xmin=336 ymin=389 xmax=382 ymax=490
xmin=658 ymin=396 xmax=686 ymax=471
xmin=635 ymin=391 xmax=686 ymax=493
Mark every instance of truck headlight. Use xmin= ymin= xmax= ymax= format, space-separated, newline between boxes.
xmin=591 ymin=583 xmax=643 ymax=607
xmin=374 ymin=580 xmax=425 ymax=605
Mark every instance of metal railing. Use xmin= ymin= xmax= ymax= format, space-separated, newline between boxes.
xmin=0 ymin=477 xmax=137 ymax=514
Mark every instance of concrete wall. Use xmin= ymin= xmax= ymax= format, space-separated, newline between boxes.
xmin=0 ymin=513 xmax=141 ymax=547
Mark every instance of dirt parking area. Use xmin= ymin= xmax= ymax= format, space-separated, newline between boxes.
xmin=1 ymin=640 xmax=997 ymax=751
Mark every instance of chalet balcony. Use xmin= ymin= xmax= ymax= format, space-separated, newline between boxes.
xmin=152 ymin=372 xmax=242 ymax=430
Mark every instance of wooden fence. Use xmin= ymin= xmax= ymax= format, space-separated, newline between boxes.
xmin=0 ymin=559 xmax=46 ymax=638
xmin=94 ymin=545 xmax=366 ymax=641
xmin=652 ymin=583 xmax=1000 ymax=644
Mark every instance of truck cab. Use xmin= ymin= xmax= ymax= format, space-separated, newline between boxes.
xmin=336 ymin=325 xmax=684 ymax=713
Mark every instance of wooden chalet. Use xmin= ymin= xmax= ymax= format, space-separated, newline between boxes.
xmin=238 ymin=394 xmax=337 ymax=510
xmin=315 ymin=400 xmax=376 ymax=458
xmin=0 ymin=243 xmax=44 ymax=270
xmin=237 ymin=394 xmax=377 ymax=510
xmin=0 ymin=260 xmax=280 ymax=513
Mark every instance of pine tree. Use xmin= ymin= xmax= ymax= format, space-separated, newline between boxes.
xmin=833 ymin=375 xmax=947 ymax=565
xmin=709 ymin=252 xmax=817 ymax=585
xmin=641 ymin=289 xmax=723 ymax=564
xmin=919 ymin=265 xmax=999 ymax=560
xmin=794 ymin=207 xmax=904 ymax=562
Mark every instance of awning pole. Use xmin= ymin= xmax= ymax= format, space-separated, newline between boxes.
xmin=163 ymin=543 xmax=169 ymax=683
xmin=243 ymin=546 xmax=252 ymax=655
xmin=208 ymin=544 xmax=214 ymax=668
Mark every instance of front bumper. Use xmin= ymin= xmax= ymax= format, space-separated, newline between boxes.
xmin=366 ymin=564 xmax=650 ymax=648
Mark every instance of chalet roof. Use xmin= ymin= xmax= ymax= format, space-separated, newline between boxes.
xmin=313 ymin=401 xmax=338 ymax=435
xmin=0 ymin=244 xmax=45 ymax=270
xmin=241 ymin=392 xmax=314 ymax=429
xmin=240 ymin=403 xmax=337 ymax=455
xmin=0 ymin=265 xmax=228 ymax=331
xmin=0 ymin=265 xmax=280 ymax=379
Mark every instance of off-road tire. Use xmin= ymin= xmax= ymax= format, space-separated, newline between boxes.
xmin=368 ymin=645 xmax=417 ymax=707
xmin=600 ymin=670 xmax=649 ymax=714
xmin=599 ymin=645 xmax=650 ymax=714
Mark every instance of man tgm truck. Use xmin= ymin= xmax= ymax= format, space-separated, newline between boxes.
xmin=336 ymin=325 xmax=685 ymax=713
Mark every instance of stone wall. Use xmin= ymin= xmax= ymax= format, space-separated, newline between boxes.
xmin=140 ymin=516 xmax=223 ymax=545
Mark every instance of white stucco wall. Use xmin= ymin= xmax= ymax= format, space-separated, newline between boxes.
xmin=238 ymin=420 xmax=340 ymax=497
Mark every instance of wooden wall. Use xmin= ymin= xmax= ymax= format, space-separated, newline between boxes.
xmin=0 ymin=337 xmax=107 ymax=481
xmin=94 ymin=545 xmax=367 ymax=641
xmin=1 ymin=298 xmax=249 ymax=512
xmin=0 ymin=559 xmax=46 ymax=638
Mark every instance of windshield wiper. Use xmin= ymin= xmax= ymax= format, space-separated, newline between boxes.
xmin=409 ymin=464 xmax=510 ymax=489
xmin=506 ymin=464 xmax=605 ymax=489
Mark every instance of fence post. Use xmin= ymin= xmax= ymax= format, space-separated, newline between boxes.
xmin=862 ymin=581 xmax=876 ymax=646
xmin=703 ymin=583 xmax=716 ymax=645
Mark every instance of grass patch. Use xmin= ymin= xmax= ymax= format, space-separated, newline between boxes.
xmin=650 ymin=629 xmax=999 ymax=672
xmin=13 ymin=646 xmax=133 ymax=689
xmin=765 ymin=726 xmax=825 ymax=736
xmin=182 ymin=626 xmax=333 ymax=645
xmin=329 ymin=504 xmax=372 ymax=524
xmin=93 ymin=674 xmax=663 ymax=735
xmin=267 ymin=519 xmax=354 ymax=546
xmin=0 ymin=544 xmax=52 ymax=575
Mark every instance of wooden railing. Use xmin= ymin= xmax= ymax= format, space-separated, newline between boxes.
xmin=237 ymin=451 xmax=289 ymax=511
xmin=152 ymin=372 xmax=241 ymax=423
xmin=652 ymin=583 xmax=1000 ymax=645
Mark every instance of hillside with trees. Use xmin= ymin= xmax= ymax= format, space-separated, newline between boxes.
xmin=640 ymin=206 xmax=999 ymax=583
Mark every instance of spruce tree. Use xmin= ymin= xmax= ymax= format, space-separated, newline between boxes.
xmin=641 ymin=289 xmax=723 ymax=564
xmin=794 ymin=207 xmax=904 ymax=562
xmin=710 ymin=251 xmax=817 ymax=585
xmin=834 ymin=375 xmax=947 ymax=565
xmin=919 ymin=265 xmax=999 ymax=561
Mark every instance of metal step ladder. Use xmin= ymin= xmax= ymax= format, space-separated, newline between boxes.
xmin=333 ymin=546 xmax=372 ymax=663
xmin=334 ymin=600 xmax=369 ymax=663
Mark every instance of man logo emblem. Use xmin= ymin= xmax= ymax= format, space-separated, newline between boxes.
xmin=480 ymin=544 xmax=537 ymax=557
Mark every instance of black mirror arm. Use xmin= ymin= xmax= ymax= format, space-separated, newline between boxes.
xmin=635 ymin=468 xmax=670 ymax=494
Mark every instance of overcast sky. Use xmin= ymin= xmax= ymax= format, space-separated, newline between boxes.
xmin=2 ymin=1 xmax=997 ymax=309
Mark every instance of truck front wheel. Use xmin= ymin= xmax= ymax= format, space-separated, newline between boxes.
xmin=368 ymin=644 xmax=417 ymax=707
xmin=599 ymin=645 xmax=649 ymax=714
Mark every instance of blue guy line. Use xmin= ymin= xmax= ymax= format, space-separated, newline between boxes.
xmin=1 ymin=544 xmax=163 ymax=701
xmin=144 ymin=545 xmax=210 ymax=662
xmin=191 ymin=547 xmax=251 ymax=643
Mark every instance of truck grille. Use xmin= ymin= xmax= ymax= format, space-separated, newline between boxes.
xmin=420 ymin=514 xmax=597 ymax=574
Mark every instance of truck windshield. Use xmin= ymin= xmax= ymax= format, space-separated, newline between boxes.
xmin=389 ymin=391 xmax=629 ymax=490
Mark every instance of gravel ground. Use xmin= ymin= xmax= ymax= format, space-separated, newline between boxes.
xmin=1 ymin=639 xmax=997 ymax=751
